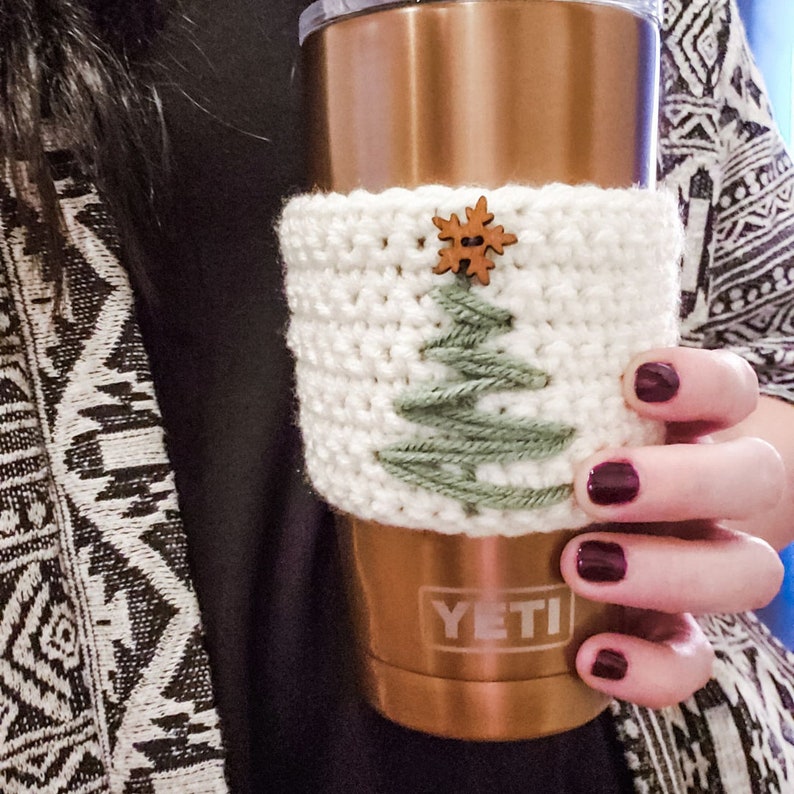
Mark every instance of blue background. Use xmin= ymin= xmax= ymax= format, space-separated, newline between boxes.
xmin=736 ymin=0 xmax=794 ymax=649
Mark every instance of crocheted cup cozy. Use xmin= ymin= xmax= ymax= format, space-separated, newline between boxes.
xmin=281 ymin=183 xmax=683 ymax=537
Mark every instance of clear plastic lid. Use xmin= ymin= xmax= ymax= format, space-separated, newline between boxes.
xmin=299 ymin=0 xmax=663 ymax=44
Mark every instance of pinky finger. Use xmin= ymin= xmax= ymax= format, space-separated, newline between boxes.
xmin=576 ymin=613 xmax=715 ymax=709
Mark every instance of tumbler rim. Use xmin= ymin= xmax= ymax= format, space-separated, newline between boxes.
xmin=299 ymin=0 xmax=662 ymax=45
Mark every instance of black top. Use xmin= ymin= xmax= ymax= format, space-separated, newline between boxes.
xmin=138 ymin=0 xmax=634 ymax=790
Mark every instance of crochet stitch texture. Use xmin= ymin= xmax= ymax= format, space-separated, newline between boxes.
xmin=281 ymin=183 xmax=683 ymax=536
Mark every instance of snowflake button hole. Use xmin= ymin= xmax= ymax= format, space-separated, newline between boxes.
xmin=432 ymin=196 xmax=518 ymax=286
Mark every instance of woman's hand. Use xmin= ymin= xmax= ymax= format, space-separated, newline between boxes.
xmin=560 ymin=347 xmax=788 ymax=709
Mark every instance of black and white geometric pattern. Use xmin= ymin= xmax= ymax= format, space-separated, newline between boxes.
xmin=609 ymin=0 xmax=794 ymax=790
xmin=662 ymin=0 xmax=794 ymax=401
xmin=0 ymin=151 xmax=226 ymax=791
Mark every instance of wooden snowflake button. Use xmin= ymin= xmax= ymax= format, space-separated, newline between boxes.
xmin=432 ymin=196 xmax=517 ymax=286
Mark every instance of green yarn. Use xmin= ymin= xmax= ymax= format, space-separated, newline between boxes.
xmin=378 ymin=279 xmax=576 ymax=513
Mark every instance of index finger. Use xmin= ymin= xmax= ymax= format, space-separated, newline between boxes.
xmin=624 ymin=348 xmax=758 ymax=431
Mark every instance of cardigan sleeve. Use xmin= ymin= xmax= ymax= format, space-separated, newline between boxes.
xmin=676 ymin=0 xmax=794 ymax=402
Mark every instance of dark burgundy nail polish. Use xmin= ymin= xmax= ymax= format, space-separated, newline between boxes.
xmin=592 ymin=649 xmax=628 ymax=681
xmin=634 ymin=362 xmax=680 ymax=403
xmin=577 ymin=540 xmax=626 ymax=582
xmin=587 ymin=461 xmax=640 ymax=505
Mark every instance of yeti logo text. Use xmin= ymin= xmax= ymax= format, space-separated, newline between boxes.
xmin=419 ymin=585 xmax=574 ymax=653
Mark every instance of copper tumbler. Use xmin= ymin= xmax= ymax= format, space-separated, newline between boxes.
xmin=294 ymin=0 xmax=667 ymax=740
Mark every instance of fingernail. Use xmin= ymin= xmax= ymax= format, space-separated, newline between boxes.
xmin=587 ymin=461 xmax=640 ymax=505
xmin=577 ymin=540 xmax=626 ymax=582
xmin=592 ymin=649 xmax=628 ymax=680
xmin=634 ymin=362 xmax=679 ymax=403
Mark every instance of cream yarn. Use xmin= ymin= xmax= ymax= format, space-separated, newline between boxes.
xmin=280 ymin=183 xmax=682 ymax=536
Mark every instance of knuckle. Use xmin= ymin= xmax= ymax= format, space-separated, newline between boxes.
xmin=715 ymin=350 xmax=758 ymax=391
xmin=725 ymin=534 xmax=784 ymax=610
xmin=643 ymin=640 xmax=714 ymax=709
xmin=746 ymin=437 xmax=786 ymax=509
xmin=694 ymin=639 xmax=716 ymax=686
xmin=712 ymin=352 xmax=759 ymax=422
xmin=748 ymin=541 xmax=785 ymax=609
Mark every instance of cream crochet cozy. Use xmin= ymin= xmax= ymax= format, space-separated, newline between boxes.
xmin=281 ymin=183 xmax=682 ymax=536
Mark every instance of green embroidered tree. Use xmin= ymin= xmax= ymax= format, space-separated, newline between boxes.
xmin=378 ymin=198 xmax=576 ymax=513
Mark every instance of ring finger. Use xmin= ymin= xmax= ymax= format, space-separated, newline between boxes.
xmin=560 ymin=525 xmax=783 ymax=614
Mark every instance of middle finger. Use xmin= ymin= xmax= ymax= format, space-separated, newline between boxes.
xmin=574 ymin=437 xmax=784 ymax=523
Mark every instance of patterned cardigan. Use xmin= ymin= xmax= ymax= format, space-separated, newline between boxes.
xmin=0 ymin=0 xmax=792 ymax=791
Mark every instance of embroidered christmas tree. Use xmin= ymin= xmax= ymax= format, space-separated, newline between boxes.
xmin=378 ymin=198 xmax=576 ymax=513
